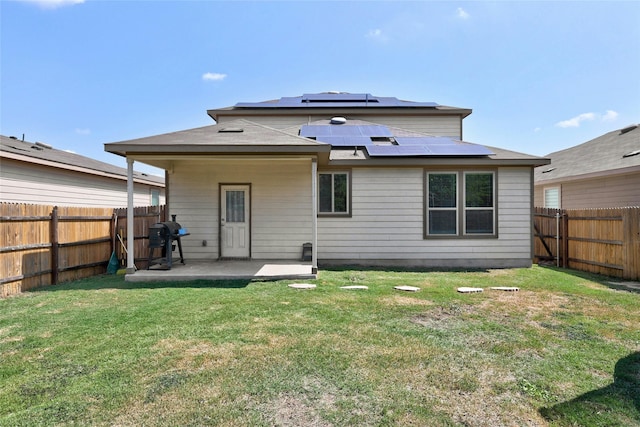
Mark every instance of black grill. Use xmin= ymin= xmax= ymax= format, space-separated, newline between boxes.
xmin=148 ymin=215 xmax=188 ymax=270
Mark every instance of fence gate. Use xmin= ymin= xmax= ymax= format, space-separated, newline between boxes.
xmin=534 ymin=207 xmax=640 ymax=280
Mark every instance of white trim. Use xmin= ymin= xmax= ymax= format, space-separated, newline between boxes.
xmin=543 ymin=186 xmax=561 ymax=209
xmin=126 ymin=158 xmax=135 ymax=273
xmin=312 ymin=159 xmax=318 ymax=272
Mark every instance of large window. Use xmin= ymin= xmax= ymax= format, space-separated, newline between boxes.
xmin=319 ymin=171 xmax=350 ymax=215
xmin=426 ymin=171 xmax=496 ymax=237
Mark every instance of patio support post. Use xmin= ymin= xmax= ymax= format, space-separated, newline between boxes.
xmin=311 ymin=158 xmax=318 ymax=274
xmin=126 ymin=158 xmax=135 ymax=274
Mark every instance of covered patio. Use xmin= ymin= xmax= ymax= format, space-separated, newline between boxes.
xmin=125 ymin=260 xmax=316 ymax=283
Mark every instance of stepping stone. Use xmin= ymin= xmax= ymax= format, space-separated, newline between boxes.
xmin=288 ymin=283 xmax=316 ymax=290
xmin=457 ymin=287 xmax=483 ymax=293
xmin=340 ymin=285 xmax=369 ymax=290
xmin=394 ymin=285 xmax=420 ymax=292
xmin=490 ymin=287 xmax=519 ymax=292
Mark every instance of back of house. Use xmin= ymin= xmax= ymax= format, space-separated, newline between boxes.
xmin=106 ymin=92 xmax=548 ymax=269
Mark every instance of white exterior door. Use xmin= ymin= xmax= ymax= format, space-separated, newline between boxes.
xmin=221 ymin=185 xmax=250 ymax=258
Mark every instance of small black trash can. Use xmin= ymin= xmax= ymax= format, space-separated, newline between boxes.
xmin=301 ymin=242 xmax=312 ymax=261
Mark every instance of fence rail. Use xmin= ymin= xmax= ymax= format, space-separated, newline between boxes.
xmin=534 ymin=207 xmax=640 ymax=280
xmin=1 ymin=203 xmax=165 ymax=297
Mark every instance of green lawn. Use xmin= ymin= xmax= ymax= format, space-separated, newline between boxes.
xmin=0 ymin=266 xmax=638 ymax=426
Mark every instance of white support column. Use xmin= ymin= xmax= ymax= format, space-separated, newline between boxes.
xmin=311 ymin=158 xmax=318 ymax=274
xmin=126 ymin=158 xmax=136 ymax=274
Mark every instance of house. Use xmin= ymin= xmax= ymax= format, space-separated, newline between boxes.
xmin=534 ymin=124 xmax=640 ymax=209
xmin=1 ymin=134 xmax=165 ymax=207
xmin=105 ymin=92 xmax=549 ymax=274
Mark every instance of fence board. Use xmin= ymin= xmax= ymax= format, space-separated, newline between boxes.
xmin=1 ymin=203 xmax=166 ymax=297
xmin=534 ymin=206 xmax=640 ymax=280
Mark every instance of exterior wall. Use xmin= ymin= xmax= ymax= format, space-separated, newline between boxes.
xmin=0 ymin=158 xmax=164 ymax=207
xmin=318 ymin=166 xmax=533 ymax=268
xmin=356 ymin=115 xmax=461 ymax=138
xmin=216 ymin=115 xmax=462 ymax=138
xmin=535 ymin=172 xmax=640 ymax=208
xmin=168 ymin=158 xmax=313 ymax=261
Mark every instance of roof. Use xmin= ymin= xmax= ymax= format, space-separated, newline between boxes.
xmin=104 ymin=118 xmax=548 ymax=168
xmin=295 ymin=118 xmax=494 ymax=157
xmin=104 ymin=118 xmax=332 ymax=156
xmin=208 ymin=92 xmax=472 ymax=122
xmin=534 ymin=124 xmax=640 ymax=183
xmin=1 ymin=135 xmax=164 ymax=186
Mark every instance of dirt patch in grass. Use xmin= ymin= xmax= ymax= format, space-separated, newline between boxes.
xmin=153 ymin=339 xmax=236 ymax=371
xmin=409 ymin=304 xmax=476 ymax=330
xmin=381 ymin=295 xmax=434 ymax=306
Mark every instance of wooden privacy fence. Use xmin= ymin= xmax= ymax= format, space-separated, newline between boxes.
xmin=534 ymin=207 xmax=640 ymax=280
xmin=1 ymin=203 xmax=165 ymax=297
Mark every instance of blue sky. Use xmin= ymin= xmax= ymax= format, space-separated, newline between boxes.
xmin=1 ymin=0 xmax=639 ymax=175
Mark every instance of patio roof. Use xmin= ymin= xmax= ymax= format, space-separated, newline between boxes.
xmin=104 ymin=119 xmax=331 ymax=158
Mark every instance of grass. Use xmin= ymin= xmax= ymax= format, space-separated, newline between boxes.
xmin=0 ymin=265 xmax=638 ymax=426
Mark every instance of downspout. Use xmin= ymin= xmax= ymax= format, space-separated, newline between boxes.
xmin=311 ymin=158 xmax=318 ymax=274
xmin=126 ymin=158 xmax=135 ymax=274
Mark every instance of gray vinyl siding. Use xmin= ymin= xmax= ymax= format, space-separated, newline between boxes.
xmin=168 ymin=159 xmax=313 ymax=261
xmin=217 ymin=115 xmax=461 ymax=138
xmin=356 ymin=115 xmax=461 ymax=138
xmin=318 ymin=166 xmax=532 ymax=268
xmin=560 ymin=173 xmax=639 ymax=208
xmin=535 ymin=172 xmax=640 ymax=208
xmin=0 ymin=159 xmax=164 ymax=207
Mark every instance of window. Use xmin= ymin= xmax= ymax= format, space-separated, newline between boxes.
xmin=544 ymin=187 xmax=560 ymax=208
xmin=150 ymin=189 xmax=160 ymax=206
xmin=464 ymin=172 xmax=495 ymax=235
xmin=427 ymin=173 xmax=457 ymax=235
xmin=319 ymin=172 xmax=350 ymax=215
xmin=426 ymin=171 xmax=496 ymax=237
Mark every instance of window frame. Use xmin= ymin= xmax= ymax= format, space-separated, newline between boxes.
xmin=426 ymin=171 xmax=459 ymax=236
xmin=462 ymin=171 xmax=496 ymax=236
xmin=150 ymin=189 xmax=160 ymax=206
xmin=425 ymin=170 xmax=498 ymax=239
xmin=543 ymin=186 xmax=561 ymax=209
xmin=318 ymin=170 xmax=352 ymax=217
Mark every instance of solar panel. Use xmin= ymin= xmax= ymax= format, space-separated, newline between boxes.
xmin=300 ymin=124 xmax=392 ymax=138
xmin=235 ymin=94 xmax=440 ymax=108
xmin=396 ymin=136 xmax=455 ymax=145
xmin=316 ymin=136 xmax=372 ymax=146
xmin=366 ymin=143 xmax=494 ymax=157
xmin=366 ymin=145 xmax=429 ymax=156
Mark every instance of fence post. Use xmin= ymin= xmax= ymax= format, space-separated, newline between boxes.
xmin=562 ymin=211 xmax=569 ymax=268
xmin=51 ymin=206 xmax=59 ymax=285
xmin=622 ymin=207 xmax=640 ymax=280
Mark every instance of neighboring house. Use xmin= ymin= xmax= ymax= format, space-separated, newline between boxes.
xmin=105 ymin=92 xmax=548 ymax=271
xmin=534 ymin=124 xmax=640 ymax=209
xmin=1 ymin=135 xmax=165 ymax=207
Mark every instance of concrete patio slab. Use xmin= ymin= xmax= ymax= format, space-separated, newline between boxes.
xmin=125 ymin=260 xmax=316 ymax=282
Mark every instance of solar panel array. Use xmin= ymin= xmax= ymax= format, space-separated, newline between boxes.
xmin=235 ymin=93 xmax=439 ymax=108
xmin=300 ymin=124 xmax=494 ymax=157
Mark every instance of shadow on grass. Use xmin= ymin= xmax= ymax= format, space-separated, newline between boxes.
xmin=319 ymin=264 xmax=491 ymax=274
xmin=540 ymin=352 xmax=640 ymax=425
xmin=32 ymin=274 xmax=253 ymax=292
xmin=538 ymin=265 xmax=640 ymax=294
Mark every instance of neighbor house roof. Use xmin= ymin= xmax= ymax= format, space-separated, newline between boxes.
xmin=208 ymin=92 xmax=472 ymax=122
xmin=1 ymin=135 xmax=164 ymax=186
xmin=534 ymin=124 xmax=640 ymax=184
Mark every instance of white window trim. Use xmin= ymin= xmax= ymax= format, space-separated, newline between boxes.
xmin=543 ymin=186 xmax=561 ymax=209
